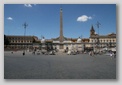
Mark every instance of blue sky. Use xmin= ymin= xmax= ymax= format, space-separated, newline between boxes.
xmin=4 ymin=4 xmax=116 ymax=39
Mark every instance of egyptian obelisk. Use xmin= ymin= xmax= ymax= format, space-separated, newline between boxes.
xmin=59 ymin=8 xmax=63 ymax=42
xmin=59 ymin=8 xmax=63 ymax=49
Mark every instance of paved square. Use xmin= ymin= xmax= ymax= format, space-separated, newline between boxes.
xmin=4 ymin=51 xmax=116 ymax=79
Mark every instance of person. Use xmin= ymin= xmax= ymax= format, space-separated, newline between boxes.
xmin=113 ymin=52 xmax=116 ymax=58
xmin=89 ymin=51 xmax=91 ymax=56
xmin=32 ymin=51 xmax=35 ymax=55
xmin=55 ymin=47 xmax=57 ymax=52
xmin=114 ymin=51 xmax=116 ymax=58
xmin=66 ymin=47 xmax=69 ymax=52
xmin=52 ymin=50 xmax=55 ymax=55
xmin=11 ymin=51 xmax=13 ymax=54
xmin=110 ymin=52 xmax=113 ymax=59
xmin=91 ymin=51 xmax=94 ymax=57
xmin=23 ymin=51 xmax=25 ymax=56
xmin=67 ymin=50 xmax=71 ymax=55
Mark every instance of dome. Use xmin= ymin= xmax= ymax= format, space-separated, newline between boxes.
xmin=41 ymin=38 xmax=45 ymax=43
xmin=77 ymin=38 xmax=81 ymax=43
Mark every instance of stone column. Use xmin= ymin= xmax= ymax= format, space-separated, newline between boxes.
xmin=59 ymin=8 xmax=64 ymax=49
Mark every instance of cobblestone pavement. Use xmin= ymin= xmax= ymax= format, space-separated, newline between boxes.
xmin=4 ymin=51 xmax=116 ymax=79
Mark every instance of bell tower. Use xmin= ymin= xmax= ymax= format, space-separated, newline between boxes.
xmin=90 ymin=25 xmax=95 ymax=36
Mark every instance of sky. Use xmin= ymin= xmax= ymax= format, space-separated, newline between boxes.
xmin=4 ymin=4 xmax=116 ymax=39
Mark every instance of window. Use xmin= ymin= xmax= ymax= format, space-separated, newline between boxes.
xmin=91 ymin=40 xmax=93 ymax=42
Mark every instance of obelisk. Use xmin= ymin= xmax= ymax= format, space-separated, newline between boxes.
xmin=59 ymin=8 xmax=63 ymax=49
xmin=59 ymin=8 xmax=63 ymax=42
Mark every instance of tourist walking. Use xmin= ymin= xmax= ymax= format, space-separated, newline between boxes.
xmin=110 ymin=52 xmax=113 ymax=59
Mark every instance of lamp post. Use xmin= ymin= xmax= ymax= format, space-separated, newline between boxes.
xmin=22 ymin=22 xmax=28 ymax=55
xmin=80 ymin=34 xmax=84 ymax=52
xmin=96 ymin=21 xmax=101 ymax=53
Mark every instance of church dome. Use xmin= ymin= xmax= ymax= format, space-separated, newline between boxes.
xmin=41 ymin=38 xmax=45 ymax=43
xmin=77 ymin=38 xmax=81 ymax=43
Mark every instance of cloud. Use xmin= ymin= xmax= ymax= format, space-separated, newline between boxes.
xmin=24 ymin=4 xmax=32 ymax=7
xmin=77 ymin=15 xmax=92 ymax=22
xmin=7 ymin=17 xmax=13 ymax=20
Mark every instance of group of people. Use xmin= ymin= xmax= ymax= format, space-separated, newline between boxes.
xmin=88 ymin=50 xmax=116 ymax=58
xmin=110 ymin=51 xmax=116 ymax=58
xmin=31 ymin=47 xmax=116 ymax=58
xmin=89 ymin=51 xmax=95 ymax=56
xmin=32 ymin=49 xmax=56 ymax=55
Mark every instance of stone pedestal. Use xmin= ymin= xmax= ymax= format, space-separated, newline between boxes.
xmin=58 ymin=49 xmax=64 ymax=52
xmin=60 ymin=44 xmax=63 ymax=49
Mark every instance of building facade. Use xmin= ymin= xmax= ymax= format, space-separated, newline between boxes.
xmin=4 ymin=35 xmax=39 ymax=50
xmin=89 ymin=25 xmax=116 ymax=52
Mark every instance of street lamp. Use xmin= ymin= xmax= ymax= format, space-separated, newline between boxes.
xmin=22 ymin=22 xmax=28 ymax=55
xmin=96 ymin=21 xmax=101 ymax=52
